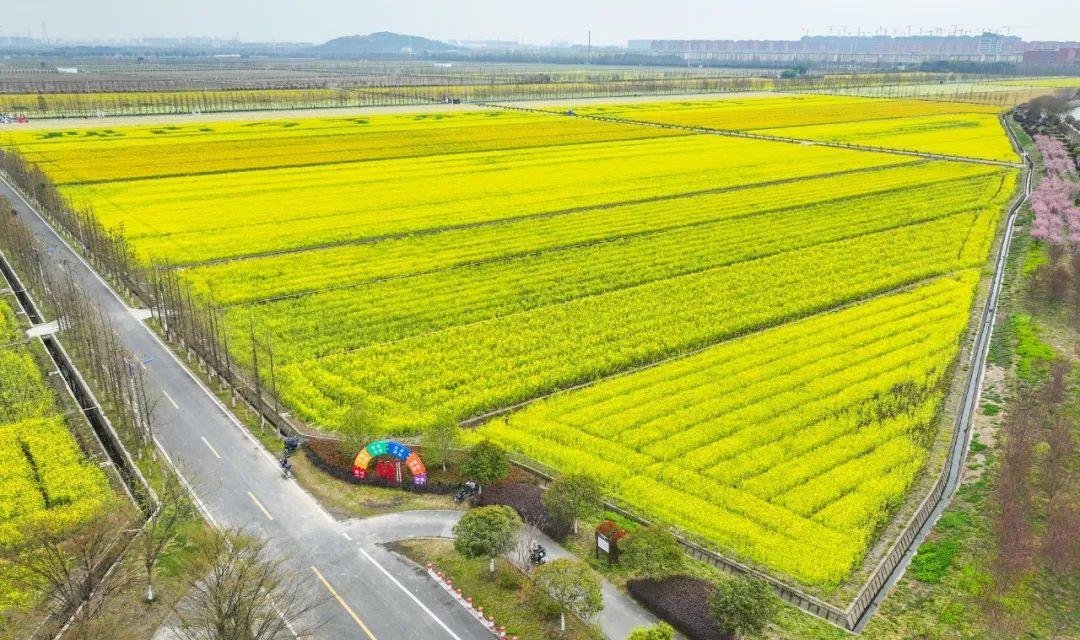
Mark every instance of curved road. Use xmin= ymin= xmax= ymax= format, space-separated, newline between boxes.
xmin=1 ymin=176 xmax=492 ymax=640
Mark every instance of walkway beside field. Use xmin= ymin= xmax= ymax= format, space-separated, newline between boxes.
xmin=351 ymin=510 xmax=662 ymax=640
xmin=511 ymin=524 xmax=662 ymax=640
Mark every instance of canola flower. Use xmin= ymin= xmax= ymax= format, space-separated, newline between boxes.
xmin=0 ymin=96 xmax=1023 ymax=588
xmin=568 ymin=94 xmax=1017 ymax=161
xmin=0 ymin=303 xmax=112 ymax=551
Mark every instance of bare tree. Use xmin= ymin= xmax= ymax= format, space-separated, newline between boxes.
xmin=142 ymin=472 xmax=196 ymax=602
xmin=991 ymin=397 xmax=1038 ymax=582
xmin=2 ymin=512 xmax=132 ymax=636
xmin=171 ymin=527 xmax=326 ymax=640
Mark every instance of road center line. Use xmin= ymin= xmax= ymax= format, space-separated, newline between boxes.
xmin=357 ymin=547 xmax=463 ymax=640
xmin=200 ymin=436 xmax=221 ymax=459
xmin=162 ymin=390 xmax=180 ymax=409
xmin=311 ymin=566 xmax=378 ymax=640
xmin=342 ymin=532 xmax=352 ymax=540
xmin=247 ymin=491 xmax=273 ymax=520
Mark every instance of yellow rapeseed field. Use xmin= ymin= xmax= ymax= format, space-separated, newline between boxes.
xmin=567 ymin=94 xmax=1018 ymax=161
xmin=0 ymin=94 xmax=1021 ymax=589
xmin=0 ymin=303 xmax=113 ymax=610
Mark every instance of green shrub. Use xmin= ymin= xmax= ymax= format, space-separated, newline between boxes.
xmin=910 ymin=538 xmax=959 ymax=583
xmin=1012 ymin=314 xmax=1054 ymax=382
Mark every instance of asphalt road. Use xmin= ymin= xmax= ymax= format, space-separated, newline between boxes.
xmin=1 ymin=176 xmax=492 ymax=640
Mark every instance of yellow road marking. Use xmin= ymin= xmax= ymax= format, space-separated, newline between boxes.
xmin=311 ymin=565 xmax=378 ymax=640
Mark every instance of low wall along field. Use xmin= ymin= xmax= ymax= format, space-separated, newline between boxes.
xmin=1 ymin=93 xmax=1022 ymax=592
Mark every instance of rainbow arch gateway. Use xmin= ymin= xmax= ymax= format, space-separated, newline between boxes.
xmin=351 ymin=439 xmax=427 ymax=485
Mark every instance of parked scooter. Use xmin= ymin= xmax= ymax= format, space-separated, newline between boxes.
xmin=453 ymin=480 xmax=478 ymax=503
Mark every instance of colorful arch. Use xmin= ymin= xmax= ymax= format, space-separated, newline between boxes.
xmin=351 ymin=439 xmax=427 ymax=485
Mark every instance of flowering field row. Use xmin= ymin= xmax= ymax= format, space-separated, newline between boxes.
xmin=0 ymin=303 xmax=111 ymax=550
xmin=2 ymin=96 xmax=1021 ymax=587
xmin=7 ymin=110 xmax=686 ymax=185
xmin=753 ymin=113 xmax=1018 ymax=161
xmin=564 ymin=94 xmax=1017 ymax=161
xmin=275 ymin=205 xmax=1008 ymax=434
xmin=475 ymin=274 xmax=978 ymax=586
xmin=57 ymin=131 xmax=915 ymax=265
xmin=226 ymin=170 xmax=1014 ymax=364
xmin=187 ymin=160 xmax=1002 ymax=305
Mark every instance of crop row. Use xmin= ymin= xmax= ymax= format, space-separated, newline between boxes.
xmin=227 ymin=171 xmax=1013 ymax=364
xmin=0 ymin=417 xmax=113 ymax=548
xmin=10 ymin=110 xmax=685 ymax=185
xmin=61 ymin=134 xmax=916 ymax=264
xmin=567 ymin=93 xmax=1001 ymax=129
xmin=274 ymin=210 xmax=997 ymax=434
xmin=566 ymin=94 xmax=1014 ymax=161
xmin=186 ymin=161 xmax=1004 ymax=304
xmin=475 ymin=274 xmax=978 ymax=586
xmin=0 ymin=303 xmax=111 ymax=550
xmin=753 ymin=113 xmax=1018 ymax=162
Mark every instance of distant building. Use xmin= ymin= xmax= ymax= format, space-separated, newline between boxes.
xmin=1023 ymin=47 xmax=1080 ymax=65
xmin=624 ymin=34 xmax=1080 ymax=65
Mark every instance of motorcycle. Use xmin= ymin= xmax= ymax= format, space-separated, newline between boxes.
xmin=453 ymin=481 xmax=478 ymax=504
xmin=529 ymin=543 xmax=548 ymax=566
xmin=282 ymin=435 xmax=301 ymax=458
xmin=279 ymin=457 xmax=293 ymax=479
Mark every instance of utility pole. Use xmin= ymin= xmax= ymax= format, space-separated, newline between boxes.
xmin=587 ymin=30 xmax=591 ymax=64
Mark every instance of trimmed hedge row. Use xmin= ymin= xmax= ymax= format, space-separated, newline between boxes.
xmin=627 ymin=575 xmax=731 ymax=640
xmin=303 ymin=439 xmax=457 ymax=495
xmin=471 ymin=482 xmax=573 ymax=541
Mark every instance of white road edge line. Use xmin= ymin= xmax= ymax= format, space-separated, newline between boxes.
xmin=342 ymin=532 xmax=352 ymax=540
xmin=152 ymin=436 xmax=218 ymax=527
xmin=200 ymin=435 xmax=222 ymax=459
xmin=2 ymin=176 xmax=342 ymax=524
xmin=162 ymin=390 xmax=180 ymax=410
xmin=357 ymin=547 xmax=463 ymax=640
xmin=247 ymin=491 xmax=274 ymax=520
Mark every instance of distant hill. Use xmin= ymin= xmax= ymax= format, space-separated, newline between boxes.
xmin=316 ymin=32 xmax=457 ymax=55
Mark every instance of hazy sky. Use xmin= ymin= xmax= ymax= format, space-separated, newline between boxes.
xmin=12 ymin=0 xmax=1079 ymax=45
